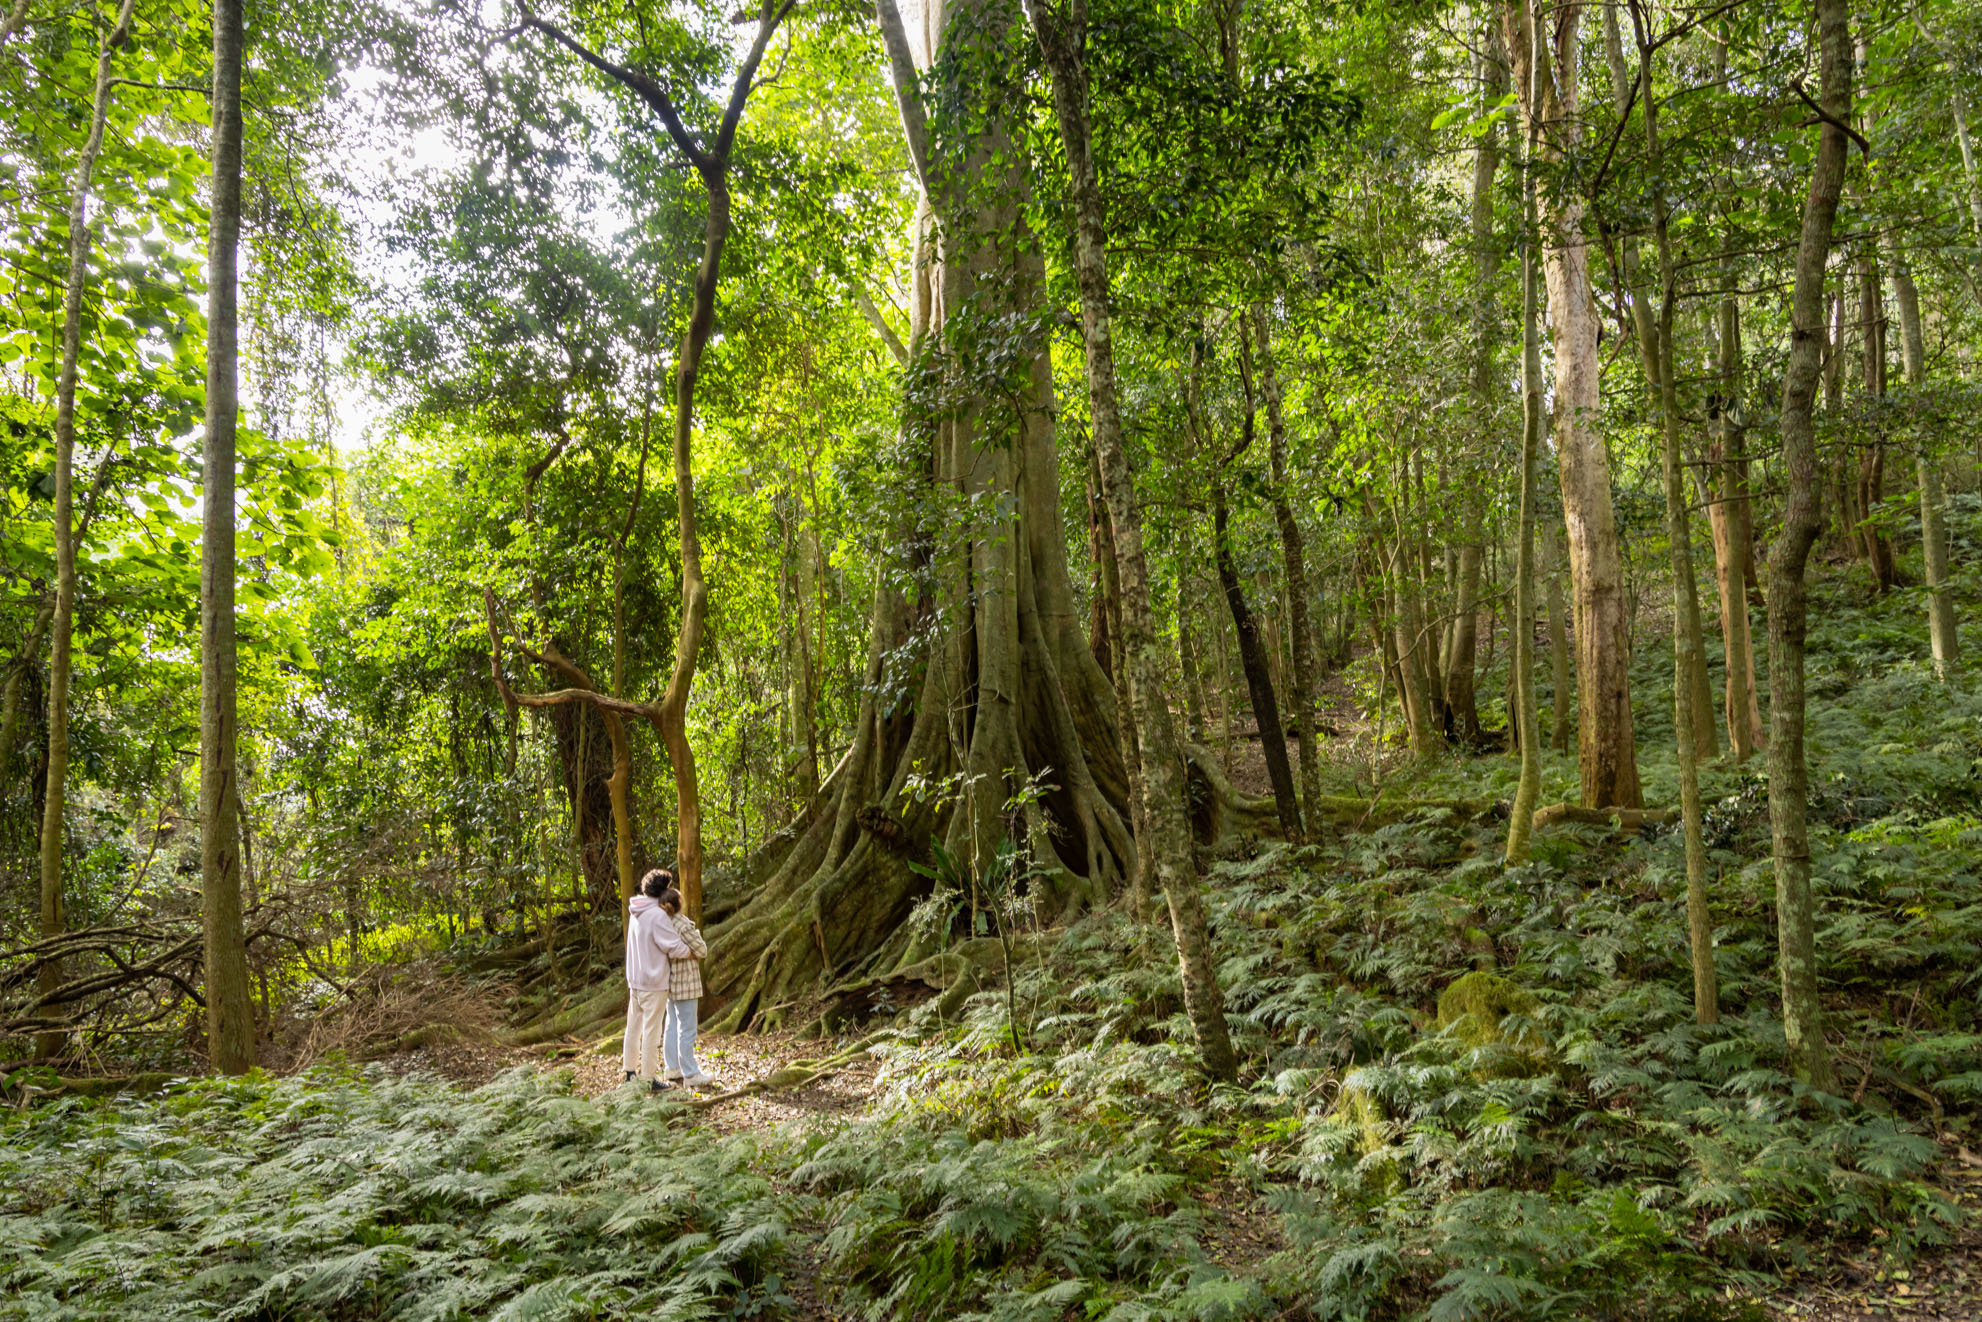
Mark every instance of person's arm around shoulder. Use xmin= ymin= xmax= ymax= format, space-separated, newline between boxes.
xmin=649 ymin=909 xmax=692 ymax=960
xmin=678 ymin=915 xmax=707 ymax=961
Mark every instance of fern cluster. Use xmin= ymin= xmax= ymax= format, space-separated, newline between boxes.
xmin=0 ymin=1067 xmax=792 ymax=1320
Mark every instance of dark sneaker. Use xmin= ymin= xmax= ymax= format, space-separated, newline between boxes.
xmin=648 ymin=1079 xmax=672 ymax=1094
xmin=623 ymin=1070 xmax=638 ymax=1085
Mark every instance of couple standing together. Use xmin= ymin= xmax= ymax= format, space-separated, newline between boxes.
xmin=622 ymin=867 xmax=713 ymax=1092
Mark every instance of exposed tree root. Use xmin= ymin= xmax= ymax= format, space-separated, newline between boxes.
xmin=505 ymin=980 xmax=627 ymax=1047
xmin=682 ymin=1031 xmax=886 ymax=1110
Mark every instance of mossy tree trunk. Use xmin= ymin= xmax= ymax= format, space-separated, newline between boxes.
xmin=1765 ymin=0 xmax=1852 ymax=1094
xmin=702 ymin=0 xmax=1146 ymax=1029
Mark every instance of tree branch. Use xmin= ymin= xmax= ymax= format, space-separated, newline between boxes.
xmin=514 ymin=4 xmax=710 ymax=171
xmin=875 ymin=0 xmax=931 ymax=189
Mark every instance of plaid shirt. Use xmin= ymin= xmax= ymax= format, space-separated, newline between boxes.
xmin=669 ymin=914 xmax=707 ymax=1000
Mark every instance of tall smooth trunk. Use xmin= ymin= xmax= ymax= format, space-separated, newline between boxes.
xmin=201 ymin=0 xmax=256 ymax=1074
xmin=1505 ymin=148 xmax=1543 ymax=865
xmin=1709 ymin=293 xmax=1764 ymax=759
xmin=1889 ymin=251 xmax=1959 ymax=670
xmin=1504 ymin=0 xmax=1640 ymax=808
xmin=1255 ymin=309 xmax=1323 ymax=827
xmin=1765 ymin=0 xmax=1852 ymax=1093
xmin=1635 ymin=25 xmax=1718 ymax=1023
xmin=1026 ymin=0 xmax=1236 ymax=1079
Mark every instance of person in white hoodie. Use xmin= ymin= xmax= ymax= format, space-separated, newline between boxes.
xmin=623 ymin=868 xmax=692 ymax=1092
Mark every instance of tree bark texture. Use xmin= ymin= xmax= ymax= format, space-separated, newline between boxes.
xmin=701 ymin=0 xmax=1142 ymax=1029
xmin=1504 ymin=0 xmax=1641 ymax=808
xmin=200 ymin=0 xmax=256 ymax=1074
xmin=1253 ymin=309 xmax=1324 ymax=827
xmin=1765 ymin=0 xmax=1851 ymax=1093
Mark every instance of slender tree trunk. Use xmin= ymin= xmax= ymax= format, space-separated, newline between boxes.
xmin=201 ymin=0 xmax=256 ymax=1074
xmin=1026 ymin=0 xmax=1237 ymax=1078
xmin=1504 ymin=0 xmax=1640 ymax=808
xmin=1635 ymin=21 xmax=1718 ymax=1022
xmin=521 ymin=6 xmax=796 ymax=923
xmin=1 ymin=602 xmax=52 ymax=784
xmin=1604 ymin=3 xmax=1714 ymax=764
xmin=1889 ymin=249 xmax=1959 ymax=671
xmin=1212 ymin=474 xmax=1304 ymax=840
xmin=1709 ymin=292 xmax=1764 ymax=758
xmin=35 ymin=0 xmax=139 ymax=1057
xmin=1505 ymin=140 xmax=1544 ymax=865
xmin=1857 ymin=252 xmax=1897 ymax=591
xmin=1255 ymin=307 xmax=1323 ymax=829
xmin=1765 ymin=0 xmax=1852 ymax=1093
xmin=1544 ymin=521 xmax=1571 ymax=753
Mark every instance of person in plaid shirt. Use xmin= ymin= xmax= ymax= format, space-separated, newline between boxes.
xmin=658 ymin=887 xmax=712 ymax=1087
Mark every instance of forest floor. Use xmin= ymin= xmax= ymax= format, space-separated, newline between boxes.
xmin=356 ymin=1020 xmax=1982 ymax=1322
xmin=8 ymin=563 xmax=1982 ymax=1321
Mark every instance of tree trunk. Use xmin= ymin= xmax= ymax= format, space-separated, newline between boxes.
xmin=1028 ymin=0 xmax=1236 ymax=1078
xmin=35 ymin=0 xmax=139 ymax=1057
xmin=1856 ymin=252 xmax=1897 ymax=592
xmin=1544 ymin=521 xmax=1571 ymax=753
xmin=1634 ymin=20 xmax=1718 ymax=1023
xmin=1255 ymin=308 xmax=1323 ymax=829
xmin=1504 ymin=0 xmax=1641 ymax=809
xmin=702 ymin=0 xmax=1138 ymax=1027
xmin=1765 ymin=0 xmax=1851 ymax=1094
xmin=1211 ymin=473 xmax=1304 ymax=842
xmin=1505 ymin=130 xmax=1543 ymax=865
xmin=1707 ymin=292 xmax=1764 ymax=759
xmin=201 ymin=0 xmax=256 ymax=1074
xmin=1602 ymin=2 xmax=1715 ymax=765
xmin=520 ymin=4 xmax=801 ymax=923
xmin=1889 ymin=249 xmax=1959 ymax=671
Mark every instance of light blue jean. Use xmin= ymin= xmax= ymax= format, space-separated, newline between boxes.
xmin=663 ymin=998 xmax=701 ymax=1079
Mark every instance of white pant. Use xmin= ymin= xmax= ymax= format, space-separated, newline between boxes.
xmin=622 ymin=987 xmax=667 ymax=1079
xmin=663 ymin=998 xmax=700 ymax=1079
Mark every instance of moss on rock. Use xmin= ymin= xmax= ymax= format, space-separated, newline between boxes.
xmin=1435 ymin=970 xmax=1551 ymax=1076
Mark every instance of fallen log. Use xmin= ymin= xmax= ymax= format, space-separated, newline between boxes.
xmin=1528 ymin=802 xmax=1676 ymax=834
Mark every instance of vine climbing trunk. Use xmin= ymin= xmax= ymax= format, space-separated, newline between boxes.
xmin=200 ymin=0 xmax=256 ymax=1074
xmin=699 ymin=0 xmax=1143 ymax=1029
xmin=1765 ymin=0 xmax=1852 ymax=1093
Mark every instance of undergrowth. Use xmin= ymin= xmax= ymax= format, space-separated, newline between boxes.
xmin=4 ymin=566 xmax=1980 ymax=1320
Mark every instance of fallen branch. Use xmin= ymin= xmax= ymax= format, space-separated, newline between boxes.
xmin=1529 ymin=802 xmax=1677 ymax=834
xmin=683 ymin=1032 xmax=885 ymax=1110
